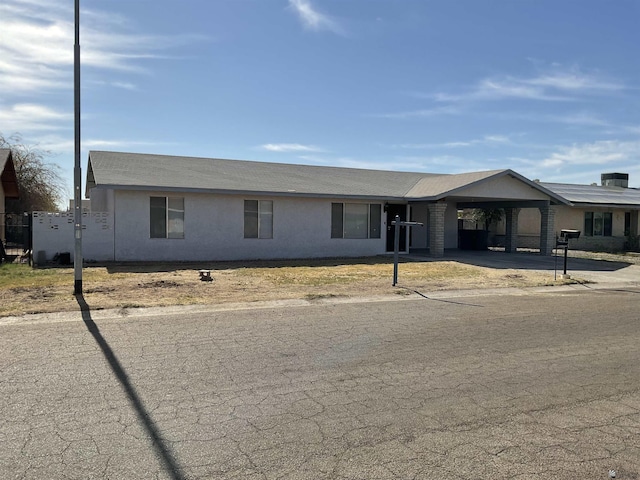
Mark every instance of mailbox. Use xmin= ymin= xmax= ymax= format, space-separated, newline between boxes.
xmin=560 ymin=229 xmax=581 ymax=240
xmin=555 ymin=229 xmax=581 ymax=279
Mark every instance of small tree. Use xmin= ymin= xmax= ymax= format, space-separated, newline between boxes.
xmin=1 ymin=133 xmax=66 ymax=213
xmin=471 ymin=208 xmax=503 ymax=231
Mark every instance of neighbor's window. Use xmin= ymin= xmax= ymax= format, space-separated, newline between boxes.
xmin=584 ymin=211 xmax=612 ymax=237
xmin=150 ymin=197 xmax=184 ymax=239
xmin=331 ymin=203 xmax=381 ymax=239
xmin=625 ymin=211 xmax=631 ymax=236
xmin=244 ymin=200 xmax=273 ymax=239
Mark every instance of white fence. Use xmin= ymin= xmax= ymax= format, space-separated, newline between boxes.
xmin=32 ymin=211 xmax=114 ymax=264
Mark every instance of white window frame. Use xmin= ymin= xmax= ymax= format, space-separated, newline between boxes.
xmin=244 ymin=200 xmax=273 ymax=239
xmin=150 ymin=196 xmax=184 ymax=239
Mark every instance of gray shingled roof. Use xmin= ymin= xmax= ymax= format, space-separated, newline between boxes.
xmin=87 ymin=151 xmax=435 ymax=199
xmin=86 ymin=151 xmax=563 ymax=202
xmin=542 ymin=182 xmax=640 ymax=207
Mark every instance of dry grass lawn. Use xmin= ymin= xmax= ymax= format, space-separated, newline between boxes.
xmin=0 ymin=256 xmax=569 ymax=317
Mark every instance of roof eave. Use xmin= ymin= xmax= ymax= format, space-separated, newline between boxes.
xmin=87 ymin=184 xmax=407 ymax=202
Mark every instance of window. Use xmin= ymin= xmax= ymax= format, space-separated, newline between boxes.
xmin=244 ymin=200 xmax=273 ymax=239
xmin=331 ymin=203 xmax=381 ymax=239
xmin=584 ymin=211 xmax=612 ymax=237
xmin=150 ymin=197 xmax=184 ymax=239
xmin=625 ymin=212 xmax=631 ymax=236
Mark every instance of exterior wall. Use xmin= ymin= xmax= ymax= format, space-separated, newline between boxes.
xmin=90 ymin=188 xmax=114 ymax=212
xmin=458 ymin=175 xmax=550 ymax=200
xmin=409 ymin=204 xmax=429 ymax=249
xmin=444 ymin=200 xmax=459 ymax=248
xmin=496 ymin=205 xmax=634 ymax=252
xmin=32 ymin=211 xmax=114 ymax=263
xmin=112 ymin=190 xmax=387 ymax=261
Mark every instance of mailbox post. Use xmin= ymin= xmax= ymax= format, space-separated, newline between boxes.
xmin=391 ymin=215 xmax=424 ymax=286
xmin=555 ymin=229 xmax=580 ymax=280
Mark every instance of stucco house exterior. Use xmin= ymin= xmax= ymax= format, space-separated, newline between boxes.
xmin=54 ymin=150 xmax=568 ymax=263
xmin=493 ymin=173 xmax=640 ymax=252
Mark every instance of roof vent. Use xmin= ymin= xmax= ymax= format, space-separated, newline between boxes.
xmin=601 ymin=172 xmax=628 ymax=188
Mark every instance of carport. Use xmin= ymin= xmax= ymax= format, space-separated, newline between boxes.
xmin=403 ymin=170 xmax=570 ymax=257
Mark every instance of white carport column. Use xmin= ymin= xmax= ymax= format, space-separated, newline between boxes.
xmin=428 ymin=202 xmax=447 ymax=257
xmin=538 ymin=204 xmax=557 ymax=256
xmin=504 ymin=208 xmax=520 ymax=253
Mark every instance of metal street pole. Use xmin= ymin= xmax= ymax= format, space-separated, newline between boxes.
xmin=391 ymin=215 xmax=423 ymax=286
xmin=393 ymin=215 xmax=400 ymax=286
xmin=73 ymin=0 xmax=83 ymax=294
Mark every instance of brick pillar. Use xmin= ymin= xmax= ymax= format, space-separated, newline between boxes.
xmin=539 ymin=205 xmax=557 ymax=255
xmin=428 ymin=202 xmax=447 ymax=257
xmin=504 ymin=208 xmax=520 ymax=253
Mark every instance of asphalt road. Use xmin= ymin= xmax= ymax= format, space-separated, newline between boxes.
xmin=1 ymin=288 xmax=639 ymax=479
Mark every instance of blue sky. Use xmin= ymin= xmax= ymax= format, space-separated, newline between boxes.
xmin=2 ymin=0 xmax=640 ymax=202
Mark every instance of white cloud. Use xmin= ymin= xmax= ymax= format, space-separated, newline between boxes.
xmin=0 ymin=0 xmax=207 ymax=93
xmin=0 ymin=103 xmax=72 ymax=132
xmin=431 ymin=66 xmax=625 ymax=104
xmin=288 ymin=0 xmax=343 ymax=34
xmin=369 ymin=105 xmax=460 ymax=120
xmin=260 ymin=143 xmax=324 ymax=152
xmin=390 ymin=135 xmax=512 ymax=149
xmin=539 ymin=140 xmax=640 ymax=168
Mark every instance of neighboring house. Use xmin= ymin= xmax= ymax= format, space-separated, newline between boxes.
xmin=1 ymin=149 xmax=20 ymax=245
xmin=33 ymin=150 xmax=566 ymax=263
xmin=494 ymin=173 xmax=640 ymax=252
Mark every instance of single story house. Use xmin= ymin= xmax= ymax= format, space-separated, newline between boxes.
xmin=47 ymin=150 xmax=568 ymax=263
xmin=493 ymin=173 xmax=640 ymax=252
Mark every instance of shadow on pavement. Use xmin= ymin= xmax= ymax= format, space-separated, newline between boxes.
xmin=396 ymin=286 xmax=485 ymax=307
xmin=75 ymin=294 xmax=186 ymax=480
xmin=432 ymin=250 xmax=633 ymax=273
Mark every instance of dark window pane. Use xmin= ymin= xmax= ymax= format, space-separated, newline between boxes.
xmin=625 ymin=212 xmax=631 ymax=236
xmin=369 ymin=204 xmax=381 ymax=239
xmin=594 ymin=212 xmax=603 ymax=236
xmin=244 ymin=200 xmax=258 ymax=238
xmin=331 ymin=203 xmax=343 ymax=238
xmin=584 ymin=212 xmax=593 ymax=236
xmin=150 ymin=197 xmax=166 ymax=238
xmin=344 ymin=203 xmax=368 ymax=239
xmin=603 ymin=212 xmax=613 ymax=236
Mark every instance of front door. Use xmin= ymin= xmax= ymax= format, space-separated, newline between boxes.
xmin=386 ymin=204 xmax=407 ymax=252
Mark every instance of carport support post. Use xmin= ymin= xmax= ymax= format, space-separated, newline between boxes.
xmin=427 ymin=202 xmax=447 ymax=257
xmin=505 ymin=208 xmax=520 ymax=253
xmin=539 ymin=205 xmax=557 ymax=256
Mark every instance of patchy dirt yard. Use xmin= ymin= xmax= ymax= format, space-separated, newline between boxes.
xmin=0 ymin=256 xmax=570 ymax=317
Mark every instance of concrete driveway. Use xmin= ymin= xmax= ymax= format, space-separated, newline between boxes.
xmin=410 ymin=249 xmax=640 ymax=285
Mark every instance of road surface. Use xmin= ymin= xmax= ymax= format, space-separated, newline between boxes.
xmin=1 ymin=288 xmax=639 ymax=479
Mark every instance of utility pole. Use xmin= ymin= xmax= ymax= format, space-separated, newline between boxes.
xmin=73 ymin=0 xmax=83 ymax=294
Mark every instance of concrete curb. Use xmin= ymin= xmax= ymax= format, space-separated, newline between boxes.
xmin=1 ymin=280 xmax=638 ymax=326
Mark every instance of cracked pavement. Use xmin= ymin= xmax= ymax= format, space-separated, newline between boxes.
xmin=1 ymin=288 xmax=639 ymax=479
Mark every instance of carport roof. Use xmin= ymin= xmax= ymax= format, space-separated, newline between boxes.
xmin=86 ymin=150 xmax=565 ymax=203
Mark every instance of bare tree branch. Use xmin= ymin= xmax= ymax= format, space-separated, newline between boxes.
xmin=1 ymin=132 xmax=66 ymax=213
